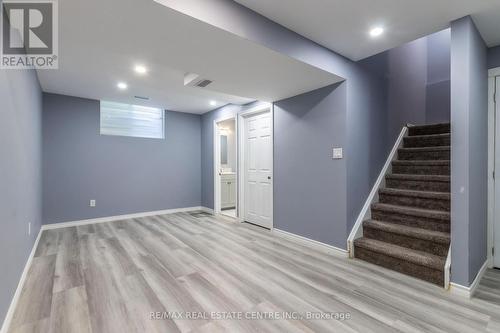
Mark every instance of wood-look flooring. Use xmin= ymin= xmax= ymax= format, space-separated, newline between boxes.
xmin=7 ymin=212 xmax=500 ymax=333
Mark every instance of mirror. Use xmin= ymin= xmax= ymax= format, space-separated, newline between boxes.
xmin=220 ymin=135 xmax=228 ymax=165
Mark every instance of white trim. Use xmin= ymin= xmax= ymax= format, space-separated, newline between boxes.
xmin=489 ymin=67 xmax=500 ymax=77
xmin=1 ymin=228 xmax=43 ymax=333
xmin=200 ymin=206 xmax=214 ymax=215
xmin=214 ymin=119 xmax=221 ymax=215
xmin=488 ymin=74 xmax=496 ymax=268
xmin=273 ymin=228 xmax=348 ymax=257
xmin=237 ymin=103 xmax=274 ymax=229
xmin=42 ymin=206 xmax=206 ymax=230
xmin=347 ymin=126 xmax=409 ymax=258
xmin=213 ymin=115 xmax=238 ymax=217
xmin=444 ymin=245 xmax=451 ymax=289
xmin=238 ymin=103 xmax=273 ymax=118
xmin=449 ymin=260 xmax=489 ymax=298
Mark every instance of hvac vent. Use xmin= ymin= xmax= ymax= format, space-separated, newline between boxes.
xmin=184 ymin=73 xmax=213 ymax=88
xmin=134 ymin=95 xmax=150 ymax=100
xmin=195 ymin=79 xmax=213 ymax=88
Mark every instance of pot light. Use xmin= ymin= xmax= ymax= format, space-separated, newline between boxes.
xmin=134 ymin=65 xmax=148 ymax=74
xmin=370 ymin=26 xmax=384 ymax=38
xmin=117 ymin=82 xmax=128 ymax=90
xmin=210 ymin=100 xmax=217 ymax=106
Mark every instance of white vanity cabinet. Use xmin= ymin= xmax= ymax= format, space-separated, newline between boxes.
xmin=221 ymin=173 xmax=236 ymax=209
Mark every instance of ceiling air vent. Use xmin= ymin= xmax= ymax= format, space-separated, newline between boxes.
xmin=195 ymin=79 xmax=213 ymax=88
xmin=184 ymin=72 xmax=213 ymax=88
xmin=134 ymin=95 xmax=150 ymax=100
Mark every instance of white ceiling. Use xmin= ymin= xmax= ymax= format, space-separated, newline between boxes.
xmin=235 ymin=0 xmax=500 ymax=61
xmin=37 ymin=0 xmax=342 ymax=114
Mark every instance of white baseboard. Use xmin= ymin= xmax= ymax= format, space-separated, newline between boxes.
xmin=42 ymin=206 xmax=208 ymax=230
xmin=444 ymin=245 xmax=452 ymax=290
xmin=1 ymin=228 xmax=43 ymax=333
xmin=273 ymin=228 xmax=348 ymax=257
xmin=200 ymin=207 xmax=214 ymax=214
xmin=450 ymin=259 xmax=490 ymax=298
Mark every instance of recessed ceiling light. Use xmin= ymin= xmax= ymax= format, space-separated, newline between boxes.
xmin=117 ymin=82 xmax=128 ymax=90
xmin=370 ymin=26 xmax=384 ymax=38
xmin=210 ymin=100 xmax=217 ymax=106
xmin=134 ymin=65 xmax=147 ymax=74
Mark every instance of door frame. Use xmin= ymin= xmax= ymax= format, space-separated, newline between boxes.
xmin=213 ymin=115 xmax=238 ymax=217
xmin=488 ymin=67 xmax=500 ymax=268
xmin=237 ymin=103 xmax=274 ymax=229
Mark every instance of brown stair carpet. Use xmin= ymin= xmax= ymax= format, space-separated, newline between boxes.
xmin=354 ymin=123 xmax=451 ymax=286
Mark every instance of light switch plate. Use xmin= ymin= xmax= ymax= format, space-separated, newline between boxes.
xmin=332 ymin=147 xmax=343 ymax=159
xmin=90 ymin=199 xmax=96 ymax=207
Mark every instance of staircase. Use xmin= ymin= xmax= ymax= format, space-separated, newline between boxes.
xmin=354 ymin=123 xmax=451 ymax=286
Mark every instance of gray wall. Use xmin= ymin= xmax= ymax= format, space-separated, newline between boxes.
xmin=201 ymin=78 xmax=387 ymax=251
xmin=274 ymin=84 xmax=347 ymax=246
xmin=387 ymin=36 xmax=428 ymax=140
xmin=42 ymin=93 xmax=202 ymax=224
xmin=488 ymin=45 xmax=500 ymax=69
xmin=0 ymin=66 xmax=43 ymax=322
xmin=359 ymin=29 xmax=451 ymax=142
xmin=344 ymin=64 xmax=389 ymax=232
xmin=192 ymin=0 xmax=390 ymax=249
xmin=426 ymin=29 xmax=452 ymax=125
xmin=450 ymin=16 xmax=488 ymax=286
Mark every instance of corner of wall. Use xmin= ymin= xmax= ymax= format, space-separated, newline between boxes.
xmin=449 ymin=15 xmax=489 ymax=286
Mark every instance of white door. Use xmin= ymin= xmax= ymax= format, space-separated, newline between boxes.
xmin=495 ymin=76 xmax=500 ymax=268
xmin=244 ymin=110 xmax=273 ymax=228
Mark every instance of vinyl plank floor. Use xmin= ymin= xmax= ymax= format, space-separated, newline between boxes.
xmin=53 ymin=227 xmax=83 ymax=293
xmin=49 ymin=286 xmax=92 ymax=333
xmin=10 ymin=255 xmax=56 ymax=328
xmin=7 ymin=212 xmax=500 ymax=333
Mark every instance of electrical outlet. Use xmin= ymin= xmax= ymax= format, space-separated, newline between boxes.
xmin=28 ymin=222 xmax=31 ymax=236
xmin=90 ymin=199 xmax=96 ymax=207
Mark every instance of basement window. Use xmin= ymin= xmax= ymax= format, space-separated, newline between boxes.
xmin=100 ymin=101 xmax=165 ymax=139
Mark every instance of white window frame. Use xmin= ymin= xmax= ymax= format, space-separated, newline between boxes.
xmin=100 ymin=101 xmax=165 ymax=139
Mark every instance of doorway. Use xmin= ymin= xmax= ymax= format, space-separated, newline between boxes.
xmin=238 ymin=105 xmax=273 ymax=229
xmin=214 ymin=117 xmax=238 ymax=218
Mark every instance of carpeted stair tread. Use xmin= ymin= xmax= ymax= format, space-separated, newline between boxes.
xmin=379 ymin=188 xmax=450 ymax=200
xmin=386 ymin=174 xmax=450 ymax=181
xmin=405 ymin=133 xmax=450 ymax=140
xmin=403 ymin=133 xmax=450 ymax=148
xmin=398 ymin=146 xmax=450 ymax=153
xmin=371 ymin=203 xmax=450 ymax=222
xmin=392 ymin=160 xmax=450 ymax=166
xmin=355 ymin=122 xmax=451 ymax=286
xmin=408 ymin=123 xmax=450 ymax=136
xmin=354 ymin=238 xmax=445 ymax=271
xmin=398 ymin=146 xmax=450 ymax=161
xmin=392 ymin=160 xmax=450 ymax=176
xmin=363 ymin=220 xmax=450 ymax=244
xmin=379 ymin=188 xmax=450 ymax=211
xmin=386 ymin=174 xmax=450 ymax=193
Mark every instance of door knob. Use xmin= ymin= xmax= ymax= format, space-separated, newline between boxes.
xmin=268 ymin=176 xmax=271 ymax=180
